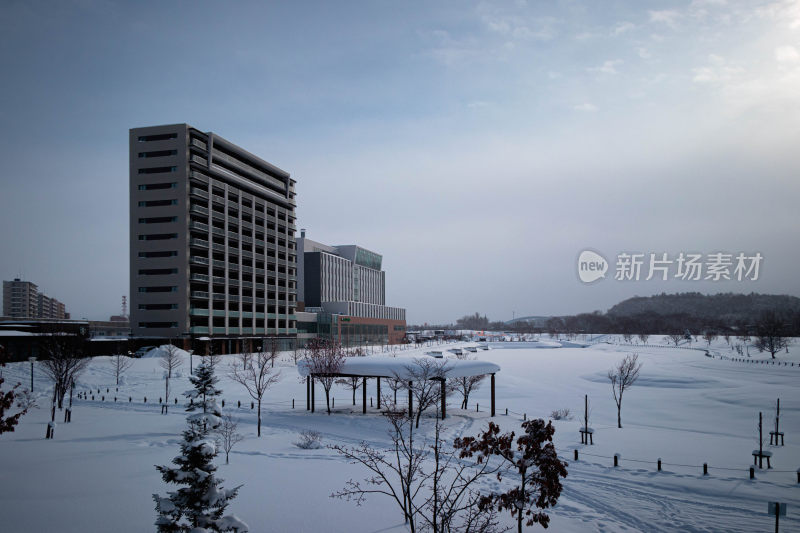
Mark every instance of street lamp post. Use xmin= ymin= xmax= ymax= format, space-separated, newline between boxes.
xmin=28 ymin=357 xmax=36 ymax=391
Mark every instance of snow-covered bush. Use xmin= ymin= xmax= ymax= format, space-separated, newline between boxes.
xmin=295 ymin=430 xmax=322 ymax=449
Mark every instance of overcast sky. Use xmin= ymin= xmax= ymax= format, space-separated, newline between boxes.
xmin=1 ymin=0 xmax=799 ymax=324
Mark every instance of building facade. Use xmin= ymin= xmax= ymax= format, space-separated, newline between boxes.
xmin=297 ymin=232 xmax=406 ymax=344
xmin=2 ymin=279 xmax=67 ymax=319
xmin=130 ymin=124 xmax=297 ymax=345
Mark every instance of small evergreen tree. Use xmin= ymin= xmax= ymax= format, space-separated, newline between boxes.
xmin=185 ymin=363 xmax=222 ymax=414
xmin=154 ymin=363 xmax=248 ymax=532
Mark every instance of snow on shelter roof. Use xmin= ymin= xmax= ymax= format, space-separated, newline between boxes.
xmin=297 ymin=356 xmax=500 ymax=380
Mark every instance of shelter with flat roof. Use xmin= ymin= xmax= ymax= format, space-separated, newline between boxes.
xmin=297 ymin=356 xmax=500 ymax=419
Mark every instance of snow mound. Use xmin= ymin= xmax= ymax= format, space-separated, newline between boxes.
xmin=142 ymin=345 xmax=193 ymax=359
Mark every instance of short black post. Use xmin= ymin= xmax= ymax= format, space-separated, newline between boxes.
xmin=292 ymin=399 xmax=295 ymax=409
xmin=524 ymin=413 xmax=526 ymax=420
xmin=750 ymin=466 xmax=755 ymax=479
xmin=144 ymin=396 xmax=147 ymax=403
xmin=574 ymin=449 xmax=578 ymax=460
xmin=476 ymin=403 xmax=479 ymax=412
xmin=377 ymin=378 xmax=381 ymax=409
xmin=505 ymin=408 xmax=508 ymax=415
xmin=238 ymin=400 xmax=241 ymax=408
xmin=703 ymin=463 xmax=708 ymax=476
xmin=796 ymin=468 xmax=799 ymax=484
xmin=614 ymin=454 xmax=619 ymax=467
xmin=129 ymin=397 xmax=131 ymax=402
xmin=221 ymin=399 xmax=225 ymax=407
xmin=306 ymin=376 xmax=310 ymax=411
xmin=658 ymin=458 xmax=662 ymax=471
xmin=251 ymin=401 xmax=254 ymax=409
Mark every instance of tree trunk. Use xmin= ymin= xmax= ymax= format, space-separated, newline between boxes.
xmin=326 ymin=390 xmax=331 ymax=415
xmin=257 ymin=399 xmax=262 ymax=437
xmin=617 ymin=406 xmax=622 ymax=428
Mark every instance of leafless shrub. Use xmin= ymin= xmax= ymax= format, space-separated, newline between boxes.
xmin=295 ymin=430 xmax=323 ymax=449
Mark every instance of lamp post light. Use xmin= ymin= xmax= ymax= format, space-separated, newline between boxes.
xmin=28 ymin=357 xmax=36 ymax=391
xmin=188 ymin=350 xmax=194 ymax=374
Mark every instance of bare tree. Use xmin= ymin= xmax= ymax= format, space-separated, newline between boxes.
xmin=109 ymin=353 xmax=134 ymax=388
xmin=702 ymin=331 xmax=718 ymax=347
xmin=418 ymin=413 xmax=505 ymax=533
xmin=608 ymin=354 xmax=642 ymax=428
xmin=667 ymin=333 xmax=683 ymax=347
xmin=332 ymin=407 xmax=426 ymax=531
xmin=160 ymin=345 xmax=183 ymax=414
xmin=754 ymin=311 xmax=788 ymax=359
xmin=215 ymin=413 xmax=244 ymax=464
xmin=337 ymin=376 xmax=361 ymax=406
xmin=637 ymin=333 xmax=649 ymax=344
xmin=397 ymin=358 xmax=450 ymax=429
xmin=302 ymin=339 xmax=345 ymax=415
xmin=229 ymin=347 xmax=281 ymax=436
xmin=39 ymin=332 xmax=90 ymax=411
xmin=447 ymin=351 xmax=485 ymax=410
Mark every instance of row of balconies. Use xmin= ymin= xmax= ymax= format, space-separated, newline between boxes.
xmin=189 ymin=308 xmax=296 ymax=320
xmin=188 ymin=167 xmax=295 ymax=226
xmin=189 ymin=326 xmax=298 ymax=335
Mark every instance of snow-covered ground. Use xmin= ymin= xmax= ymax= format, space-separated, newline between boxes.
xmin=1 ymin=337 xmax=798 ymax=532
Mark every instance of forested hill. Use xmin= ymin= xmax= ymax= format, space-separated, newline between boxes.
xmin=607 ymin=293 xmax=800 ymax=322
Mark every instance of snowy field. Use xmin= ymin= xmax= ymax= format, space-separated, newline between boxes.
xmin=1 ymin=337 xmax=798 ymax=532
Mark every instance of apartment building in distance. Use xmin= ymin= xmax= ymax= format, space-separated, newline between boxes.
xmin=297 ymin=231 xmax=406 ymax=345
xmin=130 ymin=124 xmax=298 ymax=349
xmin=2 ymin=279 xmax=67 ymax=319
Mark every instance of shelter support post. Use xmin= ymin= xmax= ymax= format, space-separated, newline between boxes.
xmin=491 ymin=373 xmax=496 ymax=417
xmin=377 ymin=378 xmax=381 ymax=409
xmin=363 ymin=377 xmax=367 ymax=414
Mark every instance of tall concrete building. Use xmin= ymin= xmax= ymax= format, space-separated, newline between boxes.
xmin=130 ymin=124 xmax=297 ymax=345
xmin=2 ymin=279 xmax=67 ymax=319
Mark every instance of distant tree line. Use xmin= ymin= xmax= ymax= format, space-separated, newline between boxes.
xmin=410 ymin=293 xmax=800 ymax=339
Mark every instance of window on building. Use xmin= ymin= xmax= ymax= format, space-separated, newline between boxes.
xmin=138 ymin=233 xmax=178 ymax=240
xmin=138 ymin=149 xmax=178 ymax=158
xmin=138 ymin=286 xmax=178 ymax=293
xmin=138 ymin=251 xmax=178 ymax=258
xmin=138 ymin=182 xmax=177 ymax=190
xmin=138 ymin=268 xmax=178 ymax=275
xmin=138 ymin=166 xmax=177 ymax=174
xmin=138 ymin=199 xmax=178 ymax=207
xmin=138 ymin=133 xmax=177 ymax=142
xmin=138 ymin=216 xmax=178 ymax=224
xmin=139 ymin=303 xmax=178 ymax=310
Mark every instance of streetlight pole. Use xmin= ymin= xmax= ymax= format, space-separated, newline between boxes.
xmin=28 ymin=357 xmax=36 ymax=391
